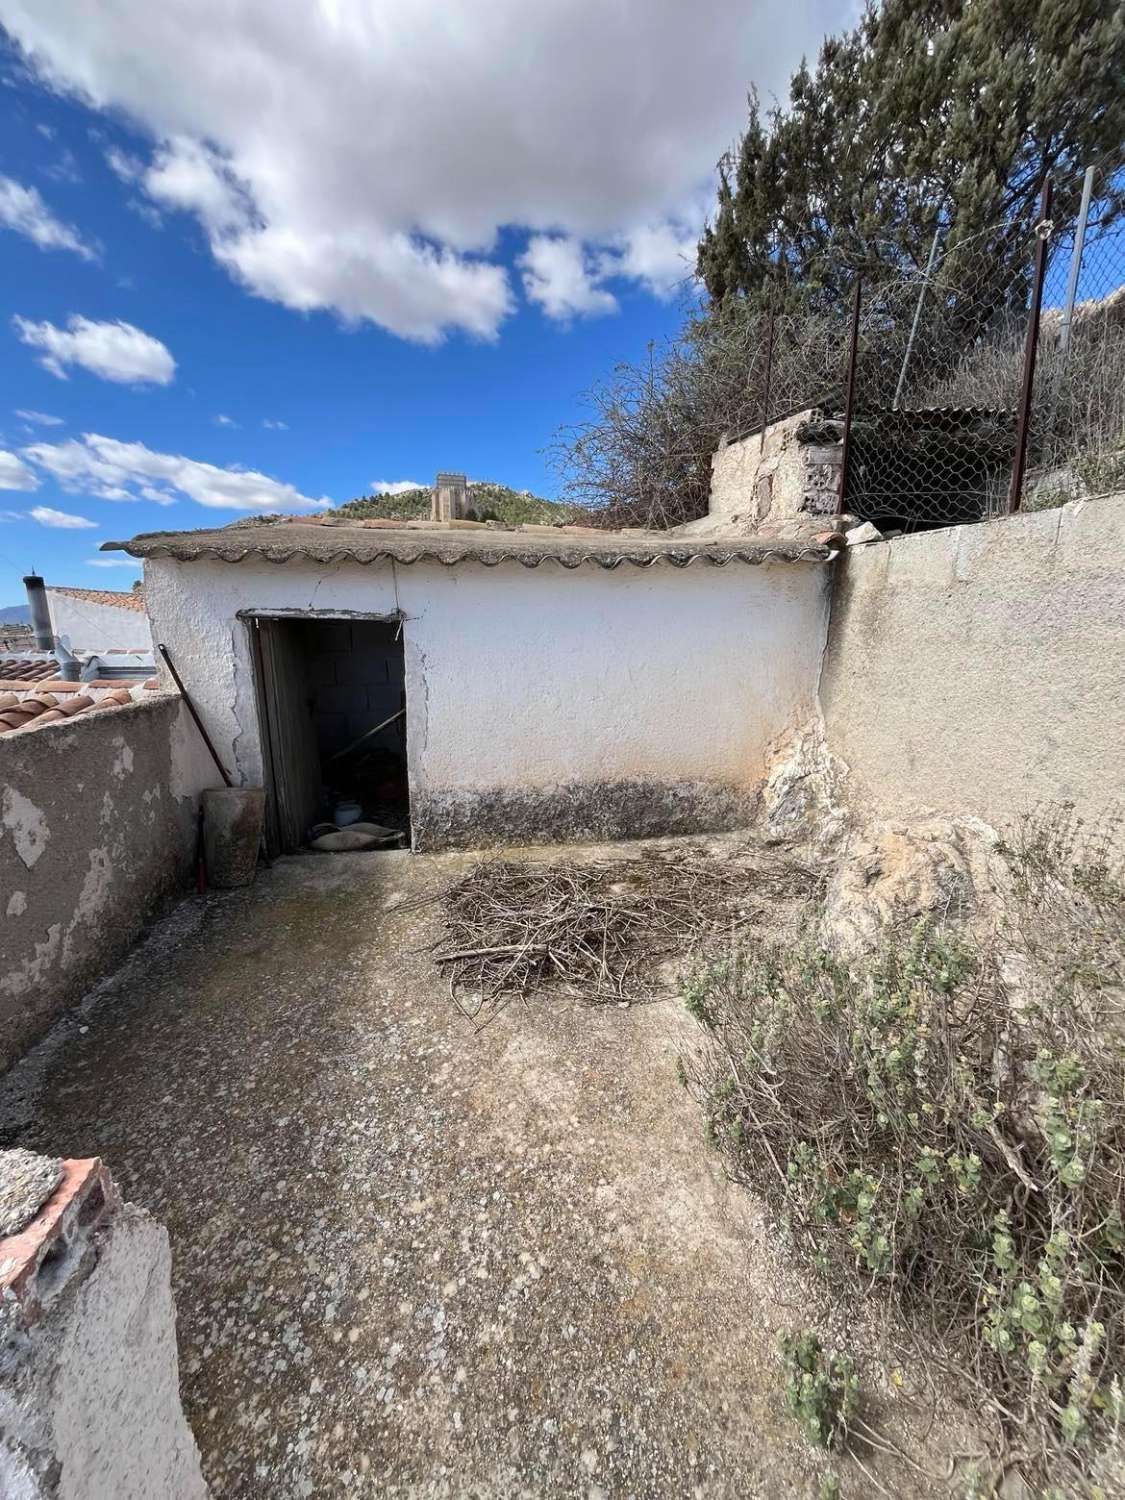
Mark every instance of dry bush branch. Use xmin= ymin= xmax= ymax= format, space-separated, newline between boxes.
xmin=689 ymin=805 xmax=1125 ymax=1493
xmin=432 ymin=848 xmax=817 ymax=1024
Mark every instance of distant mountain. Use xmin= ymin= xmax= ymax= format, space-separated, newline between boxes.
xmin=0 ymin=604 xmax=29 ymax=624
xmin=333 ymin=481 xmax=587 ymax=527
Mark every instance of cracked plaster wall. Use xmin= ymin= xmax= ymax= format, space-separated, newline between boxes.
xmin=0 ymin=697 xmax=216 ymax=1072
xmin=142 ymin=553 xmax=831 ymax=849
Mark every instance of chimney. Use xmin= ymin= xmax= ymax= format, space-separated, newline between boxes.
xmin=432 ymin=472 xmax=468 ymax=521
xmin=23 ymin=574 xmax=53 ymax=651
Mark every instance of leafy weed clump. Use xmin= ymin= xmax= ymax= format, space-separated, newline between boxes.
xmin=780 ymin=1330 xmax=859 ymax=1449
xmin=689 ymin=807 xmax=1125 ymax=1490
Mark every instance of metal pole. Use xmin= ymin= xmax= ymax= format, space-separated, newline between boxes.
xmin=1008 ymin=177 xmax=1054 ymax=514
xmin=1059 ymin=165 xmax=1095 ymax=359
xmin=893 ymin=225 xmax=942 ymax=409
xmin=759 ymin=305 xmax=776 ymax=452
xmin=839 ymin=277 xmax=863 ymax=514
xmin=158 ymin=642 xmax=233 ymax=786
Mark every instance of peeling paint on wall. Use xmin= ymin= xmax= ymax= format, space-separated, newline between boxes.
xmin=112 ymin=740 xmax=135 ymax=779
xmin=0 ymin=697 xmax=211 ymax=1073
xmin=1 ymin=922 xmax=61 ymax=1001
xmin=2 ymin=788 xmax=50 ymax=870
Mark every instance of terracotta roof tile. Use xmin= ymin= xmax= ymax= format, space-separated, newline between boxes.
xmin=0 ymin=658 xmax=58 ymax=685
xmin=0 ymin=685 xmax=135 ymax=735
xmin=46 ymin=585 xmax=147 ymax=613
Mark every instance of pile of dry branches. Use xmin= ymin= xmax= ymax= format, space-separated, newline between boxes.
xmin=430 ymin=849 xmax=814 ymax=1024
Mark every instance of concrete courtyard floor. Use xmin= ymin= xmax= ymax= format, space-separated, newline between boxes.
xmin=0 ymin=844 xmax=972 ymax=1498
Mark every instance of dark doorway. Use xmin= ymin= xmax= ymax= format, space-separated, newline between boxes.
xmin=251 ymin=615 xmax=409 ymax=855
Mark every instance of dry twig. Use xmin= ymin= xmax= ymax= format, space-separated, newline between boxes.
xmin=431 ymin=849 xmax=815 ymax=1024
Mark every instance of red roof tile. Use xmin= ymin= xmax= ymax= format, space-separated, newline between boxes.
xmin=0 ymin=658 xmax=58 ymax=685
xmin=0 ymin=685 xmax=136 ymax=735
xmin=47 ymin=585 xmax=147 ymax=613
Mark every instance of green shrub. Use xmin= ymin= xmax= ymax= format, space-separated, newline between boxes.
xmin=779 ymin=1330 xmax=859 ymax=1449
xmin=688 ymin=807 xmax=1125 ymax=1492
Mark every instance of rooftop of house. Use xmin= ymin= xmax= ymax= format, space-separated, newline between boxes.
xmin=0 ymin=678 xmax=159 ymax=735
xmin=47 ymin=584 xmax=147 ymax=612
xmin=102 ymin=515 xmax=840 ymax=570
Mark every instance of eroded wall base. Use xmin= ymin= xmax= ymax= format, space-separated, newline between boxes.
xmin=411 ymin=777 xmax=759 ymax=852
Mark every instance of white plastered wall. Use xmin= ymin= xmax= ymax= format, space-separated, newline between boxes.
xmin=46 ymin=592 xmax=153 ymax=654
xmin=143 ymin=552 xmax=831 ymax=845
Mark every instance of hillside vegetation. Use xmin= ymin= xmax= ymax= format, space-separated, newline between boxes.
xmin=334 ymin=481 xmax=586 ymax=527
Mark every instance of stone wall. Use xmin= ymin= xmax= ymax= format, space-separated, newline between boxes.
xmin=0 ymin=696 xmax=215 ymax=1073
xmin=710 ymin=410 xmax=843 ymax=528
xmin=821 ymin=495 xmax=1125 ymax=829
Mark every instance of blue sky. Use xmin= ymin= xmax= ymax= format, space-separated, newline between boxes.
xmin=0 ymin=2 xmax=842 ymax=606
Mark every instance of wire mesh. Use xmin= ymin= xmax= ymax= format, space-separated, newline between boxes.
xmin=1023 ymin=194 xmax=1125 ymax=509
xmin=731 ymin=156 xmax=1125 ymax=532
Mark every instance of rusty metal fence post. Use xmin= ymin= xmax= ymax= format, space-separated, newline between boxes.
xmin=1008 ymin=177 xmax=1054 ymax=513
xmin=839 ymin=277 xmax=863 ymax=513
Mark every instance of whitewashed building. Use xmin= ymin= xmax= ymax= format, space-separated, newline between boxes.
xmin=106 ymin=517 xmax=836 ymax=852
xmin=46 ymin=585 xmax=153 ymax=655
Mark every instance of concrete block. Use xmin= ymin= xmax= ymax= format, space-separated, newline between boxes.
xmin=312 ymin=711 xmax=347 ymax=752
xmin=364 ymin=684 xmax=404 ymax=721
xmin=314 ymin=682 xmax=368 ymax=715
xmin=334 ymin=652 xmax=385 ymax=688
xmin=308 ymin=652 xmax=339 ymax=685
xmin=312 ymin=621 xmax=352 ymax=653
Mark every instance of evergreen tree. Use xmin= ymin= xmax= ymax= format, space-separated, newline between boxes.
xmin=697 ymin=0 xmax=1125 ymax=315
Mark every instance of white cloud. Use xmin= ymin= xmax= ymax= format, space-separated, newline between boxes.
xmin=29 ymin=504 xmax=97 ymax=528
xmin=0 ymin=449 xmax=40 ymax=490
xmin=605 ymin=218 xmax=702 ymax=299
xmin=13 ymin=314 xmax=176 ymax=384
xmin=519 ymin=235 xmax=618 ymax=322
xmin=0 ymin=0 xmax=834 ymax=341
xmin=262 ymin=418 xmax=288 ymax=430
xmin=22 ymin=432 xmax=331 ymax=512
xmin=371 ymin=479 xmax=424 ymax=496
xmin=215 ymin=413 xmax=238 ymax=427
xmin=0 ymin=172 xmax=94 ymax=259
xmin=86 ymin=556 xmax=142 ymax=568
xmin=15 ymin=408 xmax=64 ymax=426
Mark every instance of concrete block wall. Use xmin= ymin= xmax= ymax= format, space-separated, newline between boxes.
xmin=304 ymin=621 xmax=404 ymax=757
xmin=821 ymin=494 xmax=1125 ymax=830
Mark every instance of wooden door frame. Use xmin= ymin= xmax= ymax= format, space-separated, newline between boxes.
xmin=244 ymin=609 xmax=409 ymax=858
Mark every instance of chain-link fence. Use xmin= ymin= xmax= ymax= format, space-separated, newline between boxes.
xmin=1024 ymin=183 xmax=1125 ymax=509
xmin=723 ymin=155 xmax=1125 ymax=532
